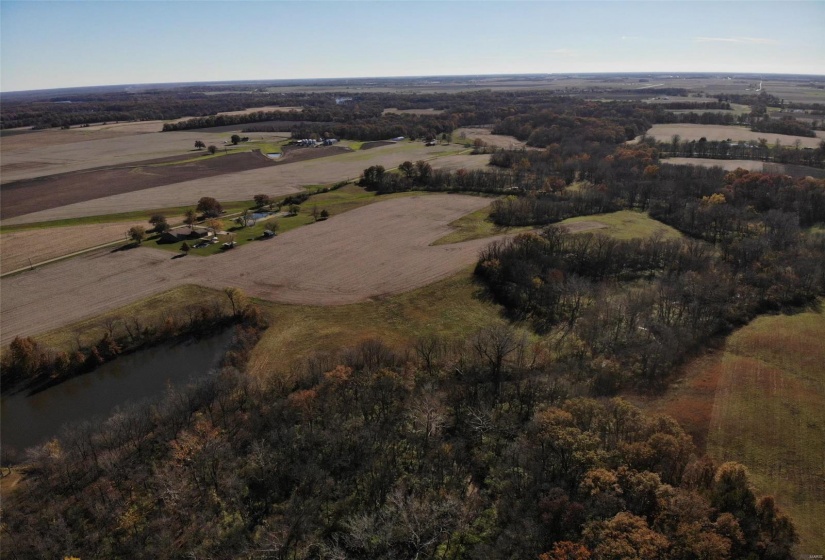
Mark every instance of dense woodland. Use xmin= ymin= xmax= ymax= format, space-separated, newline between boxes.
xmin=3 ymin=85 xmax=824 ymax=559
xmin=1 ymin=331 xmax=799 ymax=559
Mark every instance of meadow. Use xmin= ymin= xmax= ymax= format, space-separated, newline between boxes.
xmin=635 ymin=306 xmax=825 ymax=555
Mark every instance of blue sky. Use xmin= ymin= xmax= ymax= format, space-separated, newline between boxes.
xmin=1 ymin=1 xmax=823 ymax=92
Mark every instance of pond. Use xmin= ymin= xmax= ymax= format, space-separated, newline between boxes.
xmin=266 ymin=152 xmax=282 ymax=159
xmin=0 ymin=329 xmax=235 ymax=452
xmin=251 ymin=211 xmax=275 ymax=220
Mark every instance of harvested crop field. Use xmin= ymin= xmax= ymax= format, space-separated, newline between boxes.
xmin=0 ymin=220 xmax=171 ymax=274
xmin=662 ymin=158 xmax=766 ymax=171
xmin=1 ymin=128 xmax=279 ymax=183
xmin=454 ymin=127 xmax=528 ymax=149
xmin=0 ymin=195 xmax=499 ymax=344
xmin=5 ymin=142 xmax=463 ymax=224
xmin=1 ymin=151 xmax=274 ymax=220
xmin=640 ymin=124 xmax=825 ymax=148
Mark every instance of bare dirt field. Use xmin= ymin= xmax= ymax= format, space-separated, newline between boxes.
xmin=0 ymin=220 xmax=171 ymax=274
xmin=661 ymin=158 xmax=766 ymax=171
xmin=0 ymin=195 xmax=499 ymax=345
xmin=4 ymin=142 xmax=463 ymax=224
xmin=454 ymin=127 xmax=528 ymax=149
xmin=641 ymin=124 xmax=825 ymax=148
xmin=1 ymin=151 xmax=275 ymax=220
xmin=0 ymin=128 xmax=279 ymax=183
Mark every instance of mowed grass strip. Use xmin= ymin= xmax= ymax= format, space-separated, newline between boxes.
xmin=705 ymin=306 xmax=825 ymax=555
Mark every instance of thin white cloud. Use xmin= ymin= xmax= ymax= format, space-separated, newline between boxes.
xmin=694 ymin=36 xmax=779 ymax=45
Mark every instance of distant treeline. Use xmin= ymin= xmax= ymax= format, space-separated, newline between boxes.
xmin=656 ymin=137 xmax=825 ymax=168
xmin=751 ymin=117 xmax=817 ymax=137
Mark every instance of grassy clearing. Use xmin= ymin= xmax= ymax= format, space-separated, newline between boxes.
xmin=639 ymin=305 xmax=825 ymax=555
xmin=704 ymin=306 xmax=825 ymax=555
xmin=431 ymin=205 xmax=534 ymax=245
xmin=558 ymin=210 xmax=683 ymax=240
xmin=249 ymin=267 xmax=515 ymax=376
xmin=30 ymin=285 xmax=228 ymax=351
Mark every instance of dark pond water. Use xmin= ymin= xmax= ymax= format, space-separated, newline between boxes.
xmin=1 ymin=330 xmax=235 ymax=452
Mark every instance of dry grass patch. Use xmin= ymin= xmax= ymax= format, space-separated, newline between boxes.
xmin=707 ymin=308 xmax=825 ymax=555
xmin=639 ymin=306 xmax=825 ymax=555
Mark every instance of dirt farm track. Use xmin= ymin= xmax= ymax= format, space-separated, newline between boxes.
xmin=0 ymin=195 xmax=499 ymax=345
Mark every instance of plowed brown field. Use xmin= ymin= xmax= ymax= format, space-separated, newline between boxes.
xmin=4 ymin=142 xmax=464 ymax=225
xmin=1 ymin=128 xmax=287 ymax=183
xmin=1 ymin=195 xmax=499 ymax=344
xmin=1 ymin=151 xmax=275 ymax=219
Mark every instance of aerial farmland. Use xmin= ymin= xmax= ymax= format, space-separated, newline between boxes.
xmin=1 ymin=2 xmax=824 ymax=553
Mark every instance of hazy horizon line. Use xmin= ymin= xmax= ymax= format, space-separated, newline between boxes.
xmin=4 ymin=71 xmax=825 ymax=95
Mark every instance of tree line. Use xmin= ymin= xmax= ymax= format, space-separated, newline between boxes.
xmin=0 ymin=288 xmax=264 ymax=397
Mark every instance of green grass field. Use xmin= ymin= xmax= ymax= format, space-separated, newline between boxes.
xmin=558 ymin=210 xmax=683 ymax=240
